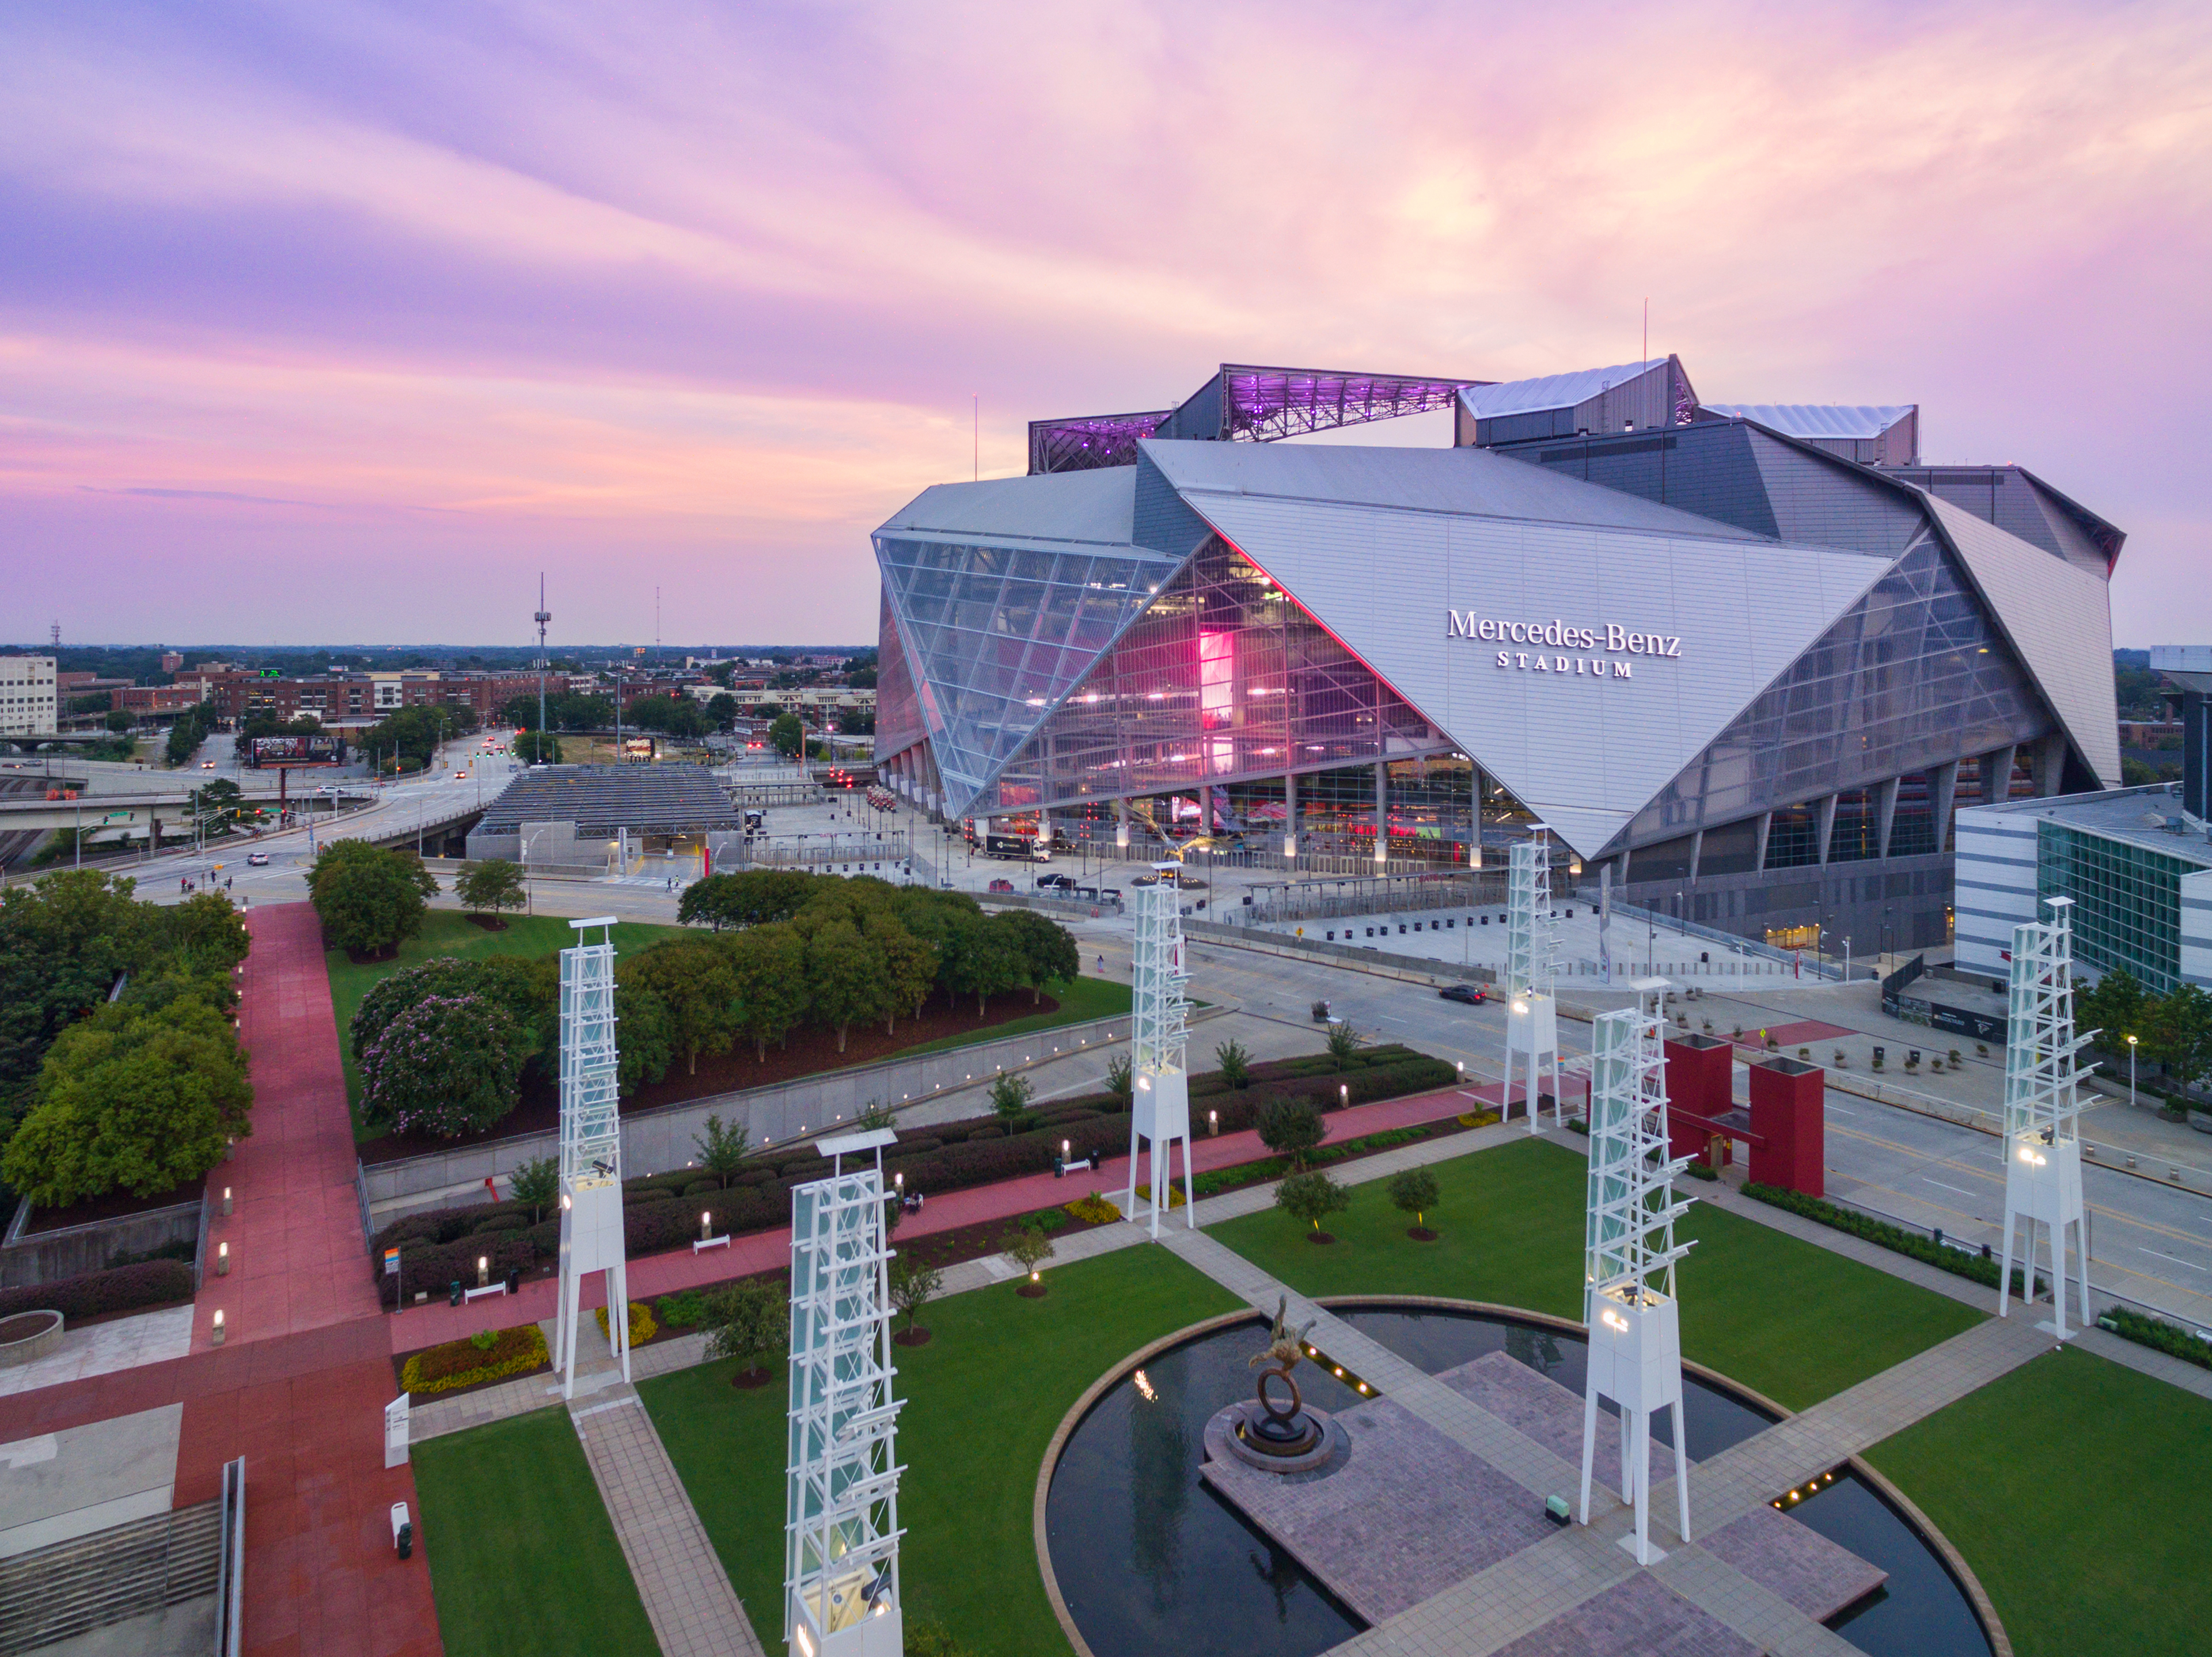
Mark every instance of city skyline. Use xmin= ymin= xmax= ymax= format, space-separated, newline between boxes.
xmin=4 ymin=1 xmax=2209 ymax=647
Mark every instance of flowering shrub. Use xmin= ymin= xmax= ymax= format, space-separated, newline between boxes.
xmin=359 ymin=993 xmax=526 ymax=1138
xmin=595 ymin=1299 xmax=658 ymax=1347
xmin=399 ymin=1323 xmax=548 ymax=1394
xmin=1064 ymin=1192 xmax=1120 ymax=1224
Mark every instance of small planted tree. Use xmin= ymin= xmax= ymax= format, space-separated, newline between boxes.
xmin=989 ymin=1070 xmax=1035 ymax=1135
xmin=1255 ymin=1095 xmax=1326 ymax=1170
xmin=1276 ymin=1170 xmax=1350 ymax=1242
xmin=1214 ymin=1039 xmax=1252 ymax=1089
xmin=454 ymin=858 xmax=526 ymax=926
xmin=889 ymin=1253 xmax=943 ymax=1346
xmin=1325 ymin=1022 xmax=1366 ymax=1070
xmin=704 ymin=1278 xmax=788 ymax=1388
xmin=1004 ymin=1220 xmax=1056 ymax=1295
xmin=1105 ymin=1051 xmax=1133 ymax=1107
xmin=509 ymin=1156 xmax=559 ymax=1222
xmin=1389 ymin=1167 xmax=1441 ymax=1241
xmin=692 ymin=1112 xmax=750 ymax=1187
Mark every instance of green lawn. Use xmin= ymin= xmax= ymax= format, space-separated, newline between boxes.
xmin=890 ymin=972 xmax=1133 ymax=1056
xmin=1867 ymin=1346 xmax=2212 ymax=1657
xmin=641 ymin=1245 xmax=1240 ymax=1657
xmin=412 ymin=1407 xmax=658 ymax=1657
xmin=1205 ymin=1137 xmax=1984 ymax=1410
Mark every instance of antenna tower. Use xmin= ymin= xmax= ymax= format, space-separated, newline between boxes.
xmin=533 ymin=574 xmax=552 ymax=760
xmin=1998 ymin=896 xmax=2095 ymax=1336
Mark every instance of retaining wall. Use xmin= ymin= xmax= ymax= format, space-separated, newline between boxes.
xmin=0 ymin=1198 xmax=202 ymax=1289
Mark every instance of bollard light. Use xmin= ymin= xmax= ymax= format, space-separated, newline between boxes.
xmin=1340 ymin=1084 xmax=1348 ymax=1105
xmin=1208 ymin=1109 xmax=1218 ymax=1135
xmin=477 ymin=1255 xmax=489 ymax=1288
xmin=701 ymin=1210 xmax=713 ymax=1240
xmin=217 ymin=1241 xmax=230 ymax=1276
xmin=1062 ymin=1139 xmax=1071 ymax=1159
xmin=211 ymin=1309 xmax=226 ymax=1346
xmin=221 ymin=1186 xmax=233 ymax=1217
xmin=895 ymin=1171 xmax=904 ymax=1190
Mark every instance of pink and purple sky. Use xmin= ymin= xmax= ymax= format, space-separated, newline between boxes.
xmin=5 ymin=1 xmax=2208 ymax=649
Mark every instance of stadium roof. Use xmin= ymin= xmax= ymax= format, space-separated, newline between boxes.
xmin=476 ymin=765 xmax=741 ymax=836
xmin=1459 ymin=360 xmax=1667 ymax=419
xmin=1702 ymin=403 xmax=1916 ymax=440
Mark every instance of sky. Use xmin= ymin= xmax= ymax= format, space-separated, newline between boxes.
xmin=3 ymin=1 xmax=2209 ymax=651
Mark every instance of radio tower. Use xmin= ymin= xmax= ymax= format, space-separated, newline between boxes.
xmin=533 ymin=575 xmax=552 ymax=763
xmin=1998 ymin=896 xmax=2095 ymax=1337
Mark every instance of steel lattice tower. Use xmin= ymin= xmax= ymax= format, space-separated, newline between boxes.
xmin=1578 ymin=1005 xmax=1695 ymax=1564
xmin=553 ymin=917 xmax=628 ymax=1397
xmin=1125 ymin=881 xmax=1194 ymax=1237
xmin=1504 ymin=837 xmax=1562 ymax=1132
xmin=1998 ymin=896 xmax=2095 ymax=1337
xmin=786 ymin=1135 xmax=905 ymax=1657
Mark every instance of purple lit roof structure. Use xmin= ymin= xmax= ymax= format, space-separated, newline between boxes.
xmin=1027 ymin=363 xmax=1485 ymax=474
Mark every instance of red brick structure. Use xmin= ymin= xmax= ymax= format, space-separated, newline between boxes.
xmin=1662 ymin=1032 xmax=1733 ymax=1162
xmin=1747 ymin=1056 xmax=1825 ymax=1196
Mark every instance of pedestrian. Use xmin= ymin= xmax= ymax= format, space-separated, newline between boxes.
xmin=1096 ymin=953 xmax=1105 ymax=974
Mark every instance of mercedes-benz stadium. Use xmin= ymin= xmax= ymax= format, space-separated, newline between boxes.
xmin=871 ymin=358 xmax=2122 ymax=953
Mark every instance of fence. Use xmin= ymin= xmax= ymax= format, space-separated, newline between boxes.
xmin=1231 ymin=871 xmax=1511 ymax=926
xmin=0 ymin=1502 xmax=221 ymax=1657
xmin=1577 ymin=892 xmax=1856 ymax=982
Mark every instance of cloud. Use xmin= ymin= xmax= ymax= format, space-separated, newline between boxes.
xmin=0 ymin=0 xmax=2206 ymax=643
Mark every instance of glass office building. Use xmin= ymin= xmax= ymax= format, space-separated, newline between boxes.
xmin=877 ymin=360 xmax=2124 ymax=950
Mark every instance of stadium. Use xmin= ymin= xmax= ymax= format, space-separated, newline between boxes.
xmin=872 ymin=358 xmax=2122 ymax=952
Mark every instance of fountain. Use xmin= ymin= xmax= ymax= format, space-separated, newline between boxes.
xmin=1211 ymin=1298 xmax=1338 ymax=1472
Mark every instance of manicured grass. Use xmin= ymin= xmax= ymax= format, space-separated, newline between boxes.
xmin=327 ymin=910 xmax=685 ymax=1113
xmin=411 ymin=1406 xmax=657 ymax=1657
xmin=640 ymin=1244 xmax=1240 ymax=1657
xmin=1867 ymin=1345 xmax=2212 ymax=1657
xmin=890 ymin=972 xmax=1133 ymax=1056
xmin=1206 ymin=1137 xmax=1984 ymax=1410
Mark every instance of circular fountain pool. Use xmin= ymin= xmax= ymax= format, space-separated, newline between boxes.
xmin=1041 ymin=1303 xmax=1993 ymax=1657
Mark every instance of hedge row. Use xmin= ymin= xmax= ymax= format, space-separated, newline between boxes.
xmin=369 ymin=1044 xmax=1459 ymax=1293
xmin=2097 ymin=1305 xmax=2212 ymax=1371
xmin=399 ymin=1324 xmax=549 ymax=1395
xmin=1741 ymin=1182 xmax=2044 ymax=1298
xmin=0 ymin=1260 xmax=195 ymax=1323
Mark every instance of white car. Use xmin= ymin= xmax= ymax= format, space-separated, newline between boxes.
xmin=247 ymin=852 xmax=271 ymax=866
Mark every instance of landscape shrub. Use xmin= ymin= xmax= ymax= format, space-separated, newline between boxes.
xmin=1743 ymin=1183 xmax=2044 ymax=1298
xmin=595 ymin=1299 xmax=658 ymax=1346
xmin=469 ymin=1212 xmax=527 ymax=1234
xmin=2096 ymin=1305 xmax=2212 ymax=1370
xmin=655 ymin=1289 xmax=711 ymax=1327
xmin=624 ymin=1185 xmax=677 ymax=1206
xmin=1065 ymin=1192 xmax=1120 ymax=1224
xmin=0 ymin=1259 xmax=195 ymax=1322
xmin=399 ymin=1324 xmax=547 ymax=1395
xmin=683 ymin=1178 xmax=722 ymax=1199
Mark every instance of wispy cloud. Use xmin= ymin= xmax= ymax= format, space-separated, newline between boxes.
xmin=1 ymin=0 xmax=2206 ymax=643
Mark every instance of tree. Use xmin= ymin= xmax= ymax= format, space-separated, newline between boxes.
xmin=455 ymin=859 xmax=526 ymax=922
xmin=869 ymin=917 xmax=939 ymax=1034
xmin=1105 ymin=1052 xmax=1133 ymax=1108
xmin=510 ymin=1156 xmax=559 ymax=1222
xmin=1388 ymin=1168 xmax=1441 ymax=1237
xmin=514 ymin=730 xmax=562 ymax=765
xmin=1255 ymin=1096 xmax=1327 ymax=1169
xmin=1276 ymin=1170 xmax=1350 ymax=1238
xmin=1215 ymin=1039 xmax=1252 ymax=1089
xmin=2146 ymin=983 xmax=2212 ymax=1099
xmin=309 ymin=842 xmax=435 ymax=956
xmin=889 ymin=1253 xmax=943 ymax=1340
xmin=619 ymin=938 xmax=740 ymax=1075
xmin=948 ymin=914 xmax=1023 ymax=1017
xmin=803 ymin=921 xmax=889 ymax=1055
xmin=615 ymin=979 xmax=676 ymax=1094
xmin=995 ymin=910 xmax=1080 ymax=1004
xmin=0 ymin=871 xmax=155 ymax=1123
xmin=770 ymin=712 xmax=805 ymax=757
xmin=103 ymin=709 xmax=135 ymax=734
xmin=989 ymin=1071 xmax=1034 ymax=1134
xmin=703 ymin=1278 xmax=787 ymax=1381
xmin=351 ymin=953 xmax=552 ymax=1071
xmin=2 ymin=995 xmax=253 ymax=1206
xmin=725 ymin=924 xmax=809 ymax=1061
xmin=358 ymin=993 xmax=527 ymax=1139
xmin=1003 ymin=1220 xmax=1056 ymax=1287
xmin=1325 ymin=1022 xmax=1367 ymax=1070
xmin=2078 ymin=967 xmax=2150 ymax=1054
xmin=693 ymin=1112 xmax=750 ymax=1187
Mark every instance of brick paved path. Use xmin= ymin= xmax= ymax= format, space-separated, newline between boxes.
xmin=568 ymin=1387 xmax=763 ymax=1657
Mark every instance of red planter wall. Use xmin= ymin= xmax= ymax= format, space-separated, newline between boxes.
xmin=1748 ymin=1058 xmax=1824 ymax=1197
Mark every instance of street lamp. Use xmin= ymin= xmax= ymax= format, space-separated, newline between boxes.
xmin=2127 ymin=1033 xmax=2139 ymax=1110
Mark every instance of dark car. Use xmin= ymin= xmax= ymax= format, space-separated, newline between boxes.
xmin=1439 ymin=983 xmax=1489 ymax=1005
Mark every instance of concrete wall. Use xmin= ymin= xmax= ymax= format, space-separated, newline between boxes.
xmin=363 ymin=1010 xmax=1143 ymax=1209
xmin=1 ymin=1200 xmax=201 ymax=1290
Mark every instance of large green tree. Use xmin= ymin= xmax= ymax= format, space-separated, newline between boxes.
xmin=619 ymin=938 xmax=740 ymax=1075
xmin=2146 ymin=983 xmax=2212 ymax=1097
xmin=770 ymin=712 xmax=805 ymax=758
xmin=350 ymin=953 xmax=553 ymax=1071
xmin=309 ymin=841 xmax=438 ymax=955
xmin=3 ymin=995 xmax=253 ymax=1206
xmin=805 ymin=921 xmax=890 ymax=1053
xmin=993 ymin=910 xmax=1081 ymax=1004
xmin=0 ymin=871 xmax=158 ymax=1127
xmin=2078 ymin=968 xmax=2152 ymax=1053
xmin=357 ymin=993 xmax=525 ymax=1139
xmin=724 ymin=923 xmax=809 ymax=1061
xmin=455 ymin=858 xmax=527 ymax=921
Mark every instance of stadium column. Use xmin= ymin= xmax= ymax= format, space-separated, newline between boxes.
xmin=1115 ymin=795 xmax=1129 ymax=851
xmin=1282 ymin=770 xmax=1298 ymax=858
xmin=2033 ymin=733 xmax=2068 ymax=797
xmin=1374 ymin=760 xmax=1387 ymax=864
xmin=1751 ymin=811 xmax=1772 ymax=875
xmin=1980 ymin=743 xmax=2017 ymax=805
xmin=1813 ymin=793 xmax=1838 ymax=865
xmin=1930 ymin=762 xmax=1960 ymax=853
xmin=1198 ymin=783 xmax=1212 ymax=838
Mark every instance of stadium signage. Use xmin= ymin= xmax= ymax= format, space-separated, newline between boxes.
xmin=1444 ymin=611 xmax=1680 ymax=678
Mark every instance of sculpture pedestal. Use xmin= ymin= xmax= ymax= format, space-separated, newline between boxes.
xmin=1580 ymin=1291 xmax=1688 ymax=1565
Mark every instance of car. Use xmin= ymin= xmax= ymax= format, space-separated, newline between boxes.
xmin=988 ymin=877 xmax=1015 ymax=894
xmin=247 ymin=852 xmax=270 ymax=866
xmin=201 ymin=759 xmax=217 ymax=769
xmin=1035 ymin=873 xmax=1073 ymax=890
xmin=1439 ymin=983 xmax=1489 ymax=1005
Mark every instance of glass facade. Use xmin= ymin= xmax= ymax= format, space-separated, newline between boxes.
xmin=874 ymin=533 xmax=1179 ymax=813
xmin=989 ymin=534 xmax=1454 ymax=814
xmin=2037 ymin=823 xmax=2188 ymax=993
xmin=1625 ymin=534 xmax=2050 ymax=845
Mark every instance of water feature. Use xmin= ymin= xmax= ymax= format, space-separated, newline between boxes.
xmin=1045 ymin=1305 xmax=1995 ymax=1657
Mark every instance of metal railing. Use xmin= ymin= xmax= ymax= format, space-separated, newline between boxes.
xmin=0 ymin=1503 xmax=220 ymax=1656
xmin=214 ymin=1457 xmax=245 ymax=1657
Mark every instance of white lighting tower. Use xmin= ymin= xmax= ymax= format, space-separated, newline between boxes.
xmin=786 ymin=1130 xmax=905 ymax=1657
xmin=1578 ymin=1002 xmax=1695 ymax=1565
xmin=553 ymin=917 xmax=628 ymax=1400
xmin=1997 ymin=896 xmax=2095 ymax=1338
xmin=1504 ymin=836 xmax=1562 ymax=1132
xmin=1125 ymin=878 xmax=1195 ymax=1238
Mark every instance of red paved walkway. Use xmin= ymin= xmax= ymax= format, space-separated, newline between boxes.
xmin=1 ymin=903 xmax=441 ymax=1657
xmin=394 ymin=1079 xmax=1500 ymax=1351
